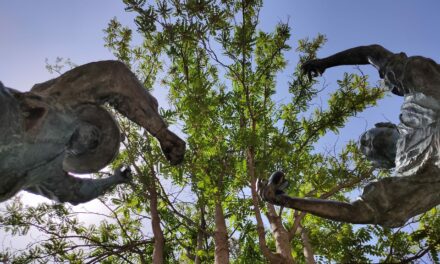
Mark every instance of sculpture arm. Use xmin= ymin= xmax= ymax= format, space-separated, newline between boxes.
xmin=257 ymin=172 xmax=377 ymax=225
xmin=26 ymin=167 xmax=131 ymax=205
xmin=302 ymin=44 xmax=394 ymax=77
xmin=30 ymin=60 xmax=185 ymax=165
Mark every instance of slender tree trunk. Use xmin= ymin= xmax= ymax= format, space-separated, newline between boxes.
xmin=214 ymin=185 xmax=230 ymax=264
xmin=195 ymin=204 xmax=207 ymax=264
xmin=129 ymin=156 xmax=165 ymax=264
xmin=248 ymin=148 xmax=286 ymax=263
xmin=195 ymin=231 xmax=204 ymax=264
xmin=298 ymin=225 xmax=316 ymax=264
xmin=266 ymin=205 xmax=295 ymax=263
xmin=148 ymin=167 xmax=165 ymax=264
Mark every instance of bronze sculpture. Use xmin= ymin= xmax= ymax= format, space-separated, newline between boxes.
xmin=258 ymin=45 xmax=440 ymax=227
xmin=0 ymin=60 xmax=185 ymax=205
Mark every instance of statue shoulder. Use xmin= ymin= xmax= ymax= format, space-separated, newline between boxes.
xmin=380 ymin=54 xmax=440 ymax=96
xmin=402 ymin=56 xmax=440 ymax=96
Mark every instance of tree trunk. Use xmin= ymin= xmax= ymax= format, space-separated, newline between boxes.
xmin=195 ymin=204 xmax=207 ymax=264
xmin=298 ymin=225 xmax=316 ymax=264
xmin=266 ymin=204 xmax=295 ymax=263
xmin=248 ymin=148 xmax=286 ymax=263
xmin=149 ymin=167 xmax=165 ymax=264
xmin=214 ymin=196 xmax=230 ymax=264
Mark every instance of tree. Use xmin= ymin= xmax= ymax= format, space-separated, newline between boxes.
xmin=1 ymin=0 xmax=439 ymax=263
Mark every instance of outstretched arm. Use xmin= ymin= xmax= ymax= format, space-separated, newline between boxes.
xmin=302 ymin=44 xmax=394 ymax=78
xmin=30 ymin=61 xmax=185 ymax=165
xmin=26 ymin=167 xmax=132 ymax=205
xmin=257 ymin=172 xmax=376 ymax=225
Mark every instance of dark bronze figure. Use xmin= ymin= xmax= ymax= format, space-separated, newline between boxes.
xmin=258 ymin=45 xmax=440 ymax=227
xmin=0 ymin=60 xmax=185 ymax=205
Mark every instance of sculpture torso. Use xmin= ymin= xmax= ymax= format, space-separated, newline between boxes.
xmin=382 ymin=55 xmax=440 ymax=177
xmin=0 ymin=88 xmax=78 ymax=201
xmin=396 ymin=93 xmax=440 ymax=176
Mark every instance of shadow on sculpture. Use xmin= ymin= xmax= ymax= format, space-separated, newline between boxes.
xmin=0 ymin=60 xmax=185 ymax=205
xmin=258 ymin=44 xmax=440 ymax=227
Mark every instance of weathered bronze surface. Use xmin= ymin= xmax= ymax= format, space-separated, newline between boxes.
xmin=0 ymin=60 xmax=185 ymax=205
xmin=258 ymin=45 xmax=440 ymax=227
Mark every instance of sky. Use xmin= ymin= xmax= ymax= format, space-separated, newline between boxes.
xmin=1 ymin=0 xmax=440 ymax=256
xmin=3 ymin=0 xmax=440 ymax=149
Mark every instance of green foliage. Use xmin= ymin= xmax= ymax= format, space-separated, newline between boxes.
xmin=1 ymin=0 xmax=439 ymax=263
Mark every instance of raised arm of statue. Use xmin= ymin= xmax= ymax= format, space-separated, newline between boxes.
xmin=301 ymin=44 xmax=394 ymax=78
xmin=302 ymin=44 xmax=440 ymax=98
xmin=31 ymin=60 xmax=185 ymax=165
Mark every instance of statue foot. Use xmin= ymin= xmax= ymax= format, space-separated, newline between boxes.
xmin=257 ymin=171 xmax=289 ymax=202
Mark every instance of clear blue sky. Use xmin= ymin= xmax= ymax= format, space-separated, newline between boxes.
xmin=2 ymin=0 xmax=440 ymax=151
xmin=3 ymin=1 xmax=440 ymax=88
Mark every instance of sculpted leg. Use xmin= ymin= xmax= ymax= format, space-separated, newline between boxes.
xmin=31 ymin=61 xmax=185 ymax=164
xmin=26 ymin=167 xmax=132 ymax=205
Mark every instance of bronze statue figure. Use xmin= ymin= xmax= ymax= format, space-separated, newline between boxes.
xmin=258 ymin=45 xmax=440 ymax=227
xmin=0 ymin=60 xmax=185 ymax=205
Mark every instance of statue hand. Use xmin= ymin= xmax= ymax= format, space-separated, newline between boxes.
xmin=114 ymin=166 xmax=132 ymax=183
xmin=301 ymin=59 xmax=326 ymax=79
xmin=256 ymin=178 xmax=270 ymax=200
xmin=257 ymin=171 xmax=289 ymax=202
